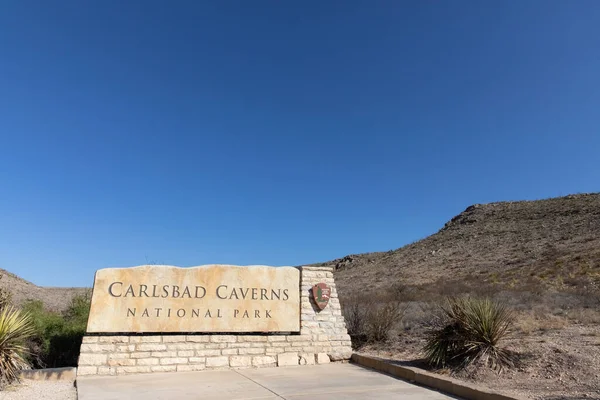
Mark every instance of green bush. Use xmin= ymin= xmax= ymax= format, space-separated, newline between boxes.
xmin=0 ymin=306 xmax=34 ymax=387
xmin=23 ymin=293 xmax=90 ymax=368
xmin=423 ymin=297 xmax=514 ymax=371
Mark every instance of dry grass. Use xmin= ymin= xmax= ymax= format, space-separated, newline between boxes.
xmin=513 ymin=311 xmax=569 ymax=334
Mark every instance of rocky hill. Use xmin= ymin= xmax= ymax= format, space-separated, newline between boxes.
xmin=0 ymin=268 xmax=88 ymax=312
xmin=317 ymin=193 xmax=600 ymax=299
xmin=2 ymin=193 xmax=599 ymax=311
xmin=318 ymin=193 xmax=600 ymax=400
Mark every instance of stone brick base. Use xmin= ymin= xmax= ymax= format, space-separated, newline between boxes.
xmin=77 ymin=266 xmax=352 ymax=376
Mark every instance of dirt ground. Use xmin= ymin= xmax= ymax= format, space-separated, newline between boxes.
xmin=2 ymin=379 xmax=76 ymax=400
xmin=360 ymin=324 xmax=600 ymax=400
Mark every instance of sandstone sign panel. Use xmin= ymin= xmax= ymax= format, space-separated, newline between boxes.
xmin=86 ymin=265 xmax=300 ymax=333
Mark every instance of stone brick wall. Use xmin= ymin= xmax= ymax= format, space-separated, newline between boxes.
xmin=77 ymin=266 xmax=352 ymax=376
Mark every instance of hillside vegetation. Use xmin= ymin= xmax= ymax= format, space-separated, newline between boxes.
xmin=0 ymin=269 xmax=88 ymax=313
xmin=318 ymin=193 xmax=600 ymax=302
xmin=314 ymin=193 xmax=600 ymax=400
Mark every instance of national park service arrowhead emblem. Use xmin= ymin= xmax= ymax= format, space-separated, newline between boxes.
xmin=312 ymin=283 xmax=331 ymax=310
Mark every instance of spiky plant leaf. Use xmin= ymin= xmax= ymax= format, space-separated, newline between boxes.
xmin=0 ymin=306 xmax=35 ymax=387
xmin=423 ymin=297 xmax=515 ymax=371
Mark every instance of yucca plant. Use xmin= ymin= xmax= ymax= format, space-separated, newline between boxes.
xmin=0 ymin=306 xmax=35 ymax=387
xmin=423 ymin=297 xmax=514 ymax=371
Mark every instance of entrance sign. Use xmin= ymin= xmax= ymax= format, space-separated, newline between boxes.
xmin=86 ymin=265 xmax=300 ymax=333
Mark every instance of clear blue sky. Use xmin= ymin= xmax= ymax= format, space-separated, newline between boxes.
xmin=1 ymin=1 xmax=599 ymax=287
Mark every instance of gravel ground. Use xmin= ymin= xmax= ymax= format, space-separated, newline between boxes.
xmin=2 ymin=380 xmax=76 ymax=400
xmin=361 ymin=324 xmax=600 ymax=400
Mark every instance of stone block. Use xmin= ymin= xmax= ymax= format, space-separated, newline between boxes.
xmin=117 ymin=366 xmax=152 ymax=374
xmin=151 ymin=365 xmax=177 ymax=372
xmin=130 ymin=352 xmax=151 ymax=359
xmin=241 ymin=335 xmax=268 ymax=342
xmin=229 ymin=356 xmax=252 ymax=368
xmin=252 ymin=356 xmax=276 ymax=367
xmin=230 ymin=342 xmax=251 ymax=349
xmin=196 ymin=349 xmax=221 ymax=357
xmin=299 ymin=353 xmax=316 ymax=365
xmin=82 ymin=336 xmax=98 ymax=344
xmin=238 ymin=348 xmax=265 ymax=355
xmin=131 ymin=336 xmax=161 ymax=343
xmin=162 ymin=335 xmax=187 ymax=343
xmin=116 ymin=345 xmax=136 ymax=352
xmin=78 ymin=353 xmax=107 ymax=366
xmin=206 ymin=356 xmax=229 ymax=368
xmin=249 ymin=342 xmax=269 ymax=348
xmin=277 ymin=353 xmax=299 ymax=366
xmin=328 ymin=349 xmax=352 ymax=361
xmin=136 ymin=358 xmax=159 ymax=366
xmin=107 ymin=358 xmax=136 ymax=367
xmin=286 ymin=335 xmax=312 ymax=342
xmin=99 ymin=336 xmax=130 ymax=344
xmin=167 ymin=343 xmax=196 ymax=350
xmin=151 ymin=351 xmax=178 ymax=358
xmin=77 ymin=366 xmax=98 ymax=376
xmin=291 ymin=342 xmax=312 ymax=347
xmin=210 ymin=335 xmax=237 ymax=343
xmin=80 ymin=344 xmax=115 ymax=353
xmin=176 ymin=364 xmax=206 ymax=372
xmin=136 ymin=344 xmax=167 ymax=351
xmin=160 ymin=357 xmax=189 ymax=365
xmin=108 ymin=353 xmax=130 ymax=360
xmin=316 ymin=353 xmax=330 ymax=364
xmin=206 ymin=343 xmax=227 ymax=349
xmin=186 ymin=335 xmax=210 ymax=343
xmin=97 ymin=367 xmax=117 ymax=375
xmin=300 ymin=266 xmax=332 ymax=272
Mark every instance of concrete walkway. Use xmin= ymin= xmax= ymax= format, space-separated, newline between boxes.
xmin=77 ymin=363 xmax=457 ymax=399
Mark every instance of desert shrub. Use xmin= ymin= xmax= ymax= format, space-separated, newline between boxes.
xmin=401 ymin=301 xmax=440 ymax=332
xmin=0 ymin=306 xmax=35 ymax=387
xmin=366 ymin=301 xmax=405 ymax=342
xmin=343 ymin=300 xmax=367 ymax=344
xmin=423 ymin=297 xmax=514 ymax=371
xmin=566 ymin=308 xmax=600 ymax=324
xmin=23 ymin=293 xmax=90 ymax=368
xmin=342 ymin=288 xmax=406 ymax=347
xmin=64 ymin=292 xmax=92 ymax=328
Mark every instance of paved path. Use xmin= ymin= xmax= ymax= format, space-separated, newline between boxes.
xmin=77 ymin=363 xmax=457 ymax=399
